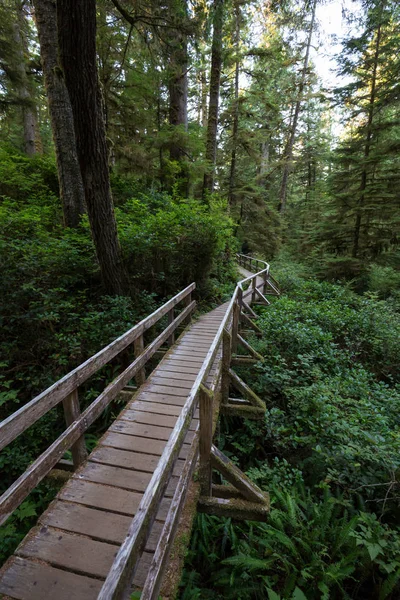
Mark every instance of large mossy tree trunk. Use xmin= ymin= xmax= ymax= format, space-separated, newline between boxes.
xmin=228 ymin=1 xmax=240 ymax=207
xmin=33 ymin=0 xmax=85 ymax=229
xmin=57 ymin=0 xmax=127 ymax=295
xmin=202 ymin=0 xmax=224 ymax=198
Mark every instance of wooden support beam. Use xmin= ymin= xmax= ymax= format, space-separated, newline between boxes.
xmin=254 ymin=287 xmax=271 ymax=306
xmin=242 ymin=300 xmax=257 ymax=318
xmin=62 ymin=390 xmax=87 ymax=469
xmin=199 ymin=385 xmax=213 ymax=496
xmin=198 ymin=496 xmax=269 ymax=521
xmin=220 ymin=403 xmax=265 ymax=420
xmin=231 ymin=289 xmax=242 ymax=354
xmin=240 ymin=311 xmax=262 ymax=336
xmin=211 ymin=484 xmax=245 ymax=500
xmin=167 ymin=308 xmax=175 ymax=347
xmin=231 ymin=356 xmax=258 ymax=366
xmin=236 ymin=334 xmax=263 ymax=361
xmin=229 ymin=369 xmax=265 ymax=409
xmin=252 ymin=276 xmax=257 ymax=303
xmin=265 ymin=278 xmax=280 ymax=296
xmin=210 ymin=445 xmax=268 ymax=505
xmin=221 ymin=329 xmax=231 ymax=405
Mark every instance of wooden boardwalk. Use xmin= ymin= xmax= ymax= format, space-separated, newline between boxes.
xmin=0 ymin=304 xmax=228 ymax=600
xmin=0 ymin=255 xmax=280 ymax=600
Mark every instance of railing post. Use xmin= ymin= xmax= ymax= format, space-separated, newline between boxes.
xmin=263 ymin=268 xmax=268 ymax=295
xmin=252 ymin=275 xmax=257 ymax=303
xmin=167 ymin=308 xmax=175 ymax=347
xmin=183 ymin=292 xmax=192 ymax=326
xmin=62 ymin=389 xmax=87 ymax=468
xmin=199 ymin=385 xmax=213 ymax=496
xmin=134 ymin=334 xmax=146 ymax=385
xmin=221 ymin=328 xmax=232 ymax=405
xmin=232 ymin=288 xmax=242 ymax=354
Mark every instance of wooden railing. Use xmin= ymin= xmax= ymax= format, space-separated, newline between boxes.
xmin=99 ymin=254 xmax=276 ymax=599
xmin=0 ymin=254 xmax=279 ymax=599
xmin=0 ymin=284 xmax=196 ymax=527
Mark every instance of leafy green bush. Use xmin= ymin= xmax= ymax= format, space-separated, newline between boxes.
xmin=180 ymin=261 xmax=400 ymax=599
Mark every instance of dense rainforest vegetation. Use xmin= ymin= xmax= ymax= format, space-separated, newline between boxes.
xmin=0 ymin=0 xmax=399 ymax=597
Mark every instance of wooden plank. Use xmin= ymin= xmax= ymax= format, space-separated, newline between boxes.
xmin=109 ymin=420 xmax=173 ymax=441
xmin=79 ymin=463 xmax=152 ymax=493
xmin=142 ymin=384 xmax=190 ymax=397
xmin=0 ymin=556 xmax=102 ymax=600
xmin=0 ymin=284 xmax=195 ymax=452
xmin=40 ymin=501 xmax=164 ymax=551
xmin=100 ymin=432 xmax=167 ymax=455
xmin=150 ymin=368 xmax=198 ymax=379
xmin=58 ymin=479 xmax=172 ymax=521
xmin=120 ymin=401 xmax=182 ymax=417
xmin=90 ymin=447 xmax=185 ymax=475
xmin=135 ymin=393 xmax=187 ymax=407
xmin=0 ymin=300 xmax=196 ymax=526
xmin=148 ymin=377 xmax=194 ymax=390
xmin=119 ymin=409 xmax=177 ymax=428
xmin=198 ymin=496 xmax=269 ymax=521
xmin=17 ymin=526 xmax=118 ymax=579
xmin=221 ymin=329 xmax=231 ymax=404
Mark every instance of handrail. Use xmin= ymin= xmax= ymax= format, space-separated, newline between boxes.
xmin=99 ymin=254 xmax=271 ymax=599
xmin=0 ymin=284 xmax=196 ymax=526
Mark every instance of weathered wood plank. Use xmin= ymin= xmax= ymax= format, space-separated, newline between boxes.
xmin=199 ymin=385 xmax=213 ymax=496
xmin=229 ymin=369 xmax=265 ymax=409
xmin=0 ymin=557 xmax=102 ymax=600
xmin=198 ymin=496 xmax=269 ymax=521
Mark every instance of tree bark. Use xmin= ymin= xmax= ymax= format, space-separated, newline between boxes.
xmin=32 ymin=0 xmax=85 ymax=229
xmin=278 ymin=0 xmax=317 ymax=214
xmin=167 ymin=0 xmax=189 ymax=194
xmin=202 ymin=0 xmax=224 ymax=198
xmin=57 ymin=0 xmax=127 ymax=295
xmin=352 ymin=18 xmax=382 ymax=258
xmin=228 ymin=2 xmax=240 ymax=207
xmin=12 ymin=4 xmax=40 ymax=156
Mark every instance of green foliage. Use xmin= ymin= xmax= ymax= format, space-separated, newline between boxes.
xmin=180 ymin=262 xmax=400 ymax=599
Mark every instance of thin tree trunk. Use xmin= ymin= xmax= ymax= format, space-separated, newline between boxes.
xmin=201 ymin=69 xmax=208 ymax=128
xmin=202 ymin=0 xmax=224 ymax=198
xmin=228 ymin=2 xmax=240 ymax=206
xmin=32 ymin=0 xmax=85 ymax=229
xmin=352 ymin=19 xmax=382 ymax=258
xmin=278 ymin=0 xmax=317 ymax=214
xmin=13 ymin=4 xmax=40 ymax=156
xmin=57 ymin=0 xmax=127 ymax=296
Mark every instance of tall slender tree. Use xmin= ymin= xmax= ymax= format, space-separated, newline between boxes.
xmin=278 ymin=0 xmax=317 ymax=214
xmin=32 ymin=0 xmax=85 ymax=228
xmin=57 ymin=0 xmax=127 ymax=295
xmin=202 ymin=0 xmax=224 ymax=197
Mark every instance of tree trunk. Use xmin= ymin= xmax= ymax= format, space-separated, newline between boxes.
xmin=13 ymin=4 xmax=40 ymax=156
xmin=32 ymin=0 xmax=85 ymax=229
xmin=278 ymin=0 xmax=317 ymax=214
xmin=202 ymin=0 xmax=224 ymax=198
xmin=57 ymin=0 xmax=127 ymax=296
xmin=167 ymin=0 xmax=189 ymax=194
xmin=352 ymin=18 xmax=382 ymax=258
xmin=228 ymin=2 xmax=240 ymax=206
